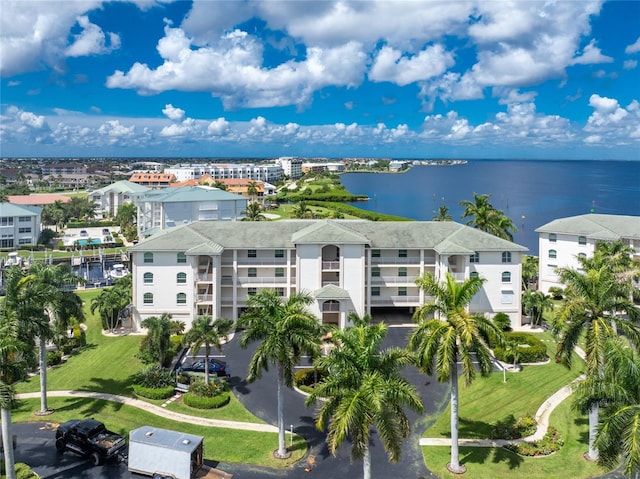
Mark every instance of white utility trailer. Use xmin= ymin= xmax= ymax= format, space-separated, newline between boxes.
xmin=128 ymin=426 xmax=204 ymax=479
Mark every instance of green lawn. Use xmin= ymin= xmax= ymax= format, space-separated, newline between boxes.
xmin=421 ymin=332 xmax=613 ymax=478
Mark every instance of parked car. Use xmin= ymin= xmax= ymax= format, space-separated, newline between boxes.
xmin=102 ymin=228 xmax=110 ymax=236
xmin=179 ymin=358 xmax=229 ymax=378
xmin=79 ymin=230 xmax=89 ymax=237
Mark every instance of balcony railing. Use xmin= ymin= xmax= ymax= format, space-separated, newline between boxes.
xmin=322 ymin=260 xmax=340 ymax=270
xmin=369 ymin=295 xmax=420 ymax=305
xmin=196 ymin=273 xmax=213 ymax=282
xmin=237 ymin=276 xmax=288 ymax=285
xmin=370 ymin=256 xmax=421 ymax=265
xmin=370 ymin=276 xmax=415 ymax=285
xmin=196 ymin=294 xmax=213 ymax=302
xmin=223 ymin=257 xmax=289 ymax=265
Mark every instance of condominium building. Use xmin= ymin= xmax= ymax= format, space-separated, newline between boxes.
xmin=276 ymin=157 xmax=303 ymax=179
xmin=128 ymin=220 xmax=527 ymax=332
xmin=134 ymin=186 xmax=247 ymax=238
xmin=89 ymin=180 xmax=149 ymax=219
xmin=0 ymin=202 xmax=42 ymax=248
xmin=163 ymin=163 xmax=283 ymax=183
xmin=536 ymin=213 xmax=640 ymax=293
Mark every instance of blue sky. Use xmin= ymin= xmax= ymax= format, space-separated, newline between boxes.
xmin=1 ymin=0 xmax=639 ymax=159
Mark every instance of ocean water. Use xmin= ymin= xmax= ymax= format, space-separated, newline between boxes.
xmin=341 ymin=160 xmax=640 ymax=256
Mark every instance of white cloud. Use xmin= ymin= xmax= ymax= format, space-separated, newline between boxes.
xmin=623 ymin=60 xmax=638 ymax=70
xmin=65 ymin=15 xmax=120 ymax=57
xmin=625 ymin=37 xmax=640 ymax=54
xmin=369 ymin=44 xmax=454 ymax=85
xmin=572 ymin=39 xmax=613 ymax=65
xmin=162 ymin=104 xmax=185 ymax=121
xmin=583 ymin=95 xmax=640 ymax=144
xmin=207 ymin=118 xmax=230 ymax=136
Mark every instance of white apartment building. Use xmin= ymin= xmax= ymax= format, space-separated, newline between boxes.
xmin=276 ymin=157 xmax=303 ymax=179
xmin=128 ymin=220 xmax=527 ymax=332
xmin=89 ymin=180 xmax=149 ymax=219
xmin=163 ymin=163 xmax=283 ymax=183
xmin=134 ymin=186 xmax=247 ymax=238
xmin=0 ymin=202 xmax=42 ymax=248
xmin=536 ymin=214 xmax=640 ymax=293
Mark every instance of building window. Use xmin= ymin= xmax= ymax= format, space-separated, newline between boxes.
xmin=177 ymin=293 xmax=187 ymax=304
xmin=18 ymin=227 xmax=31 ymax=234
xmin=470 ymin=272 xmax=479 ymax=279
xmin=371 ymin=267 xmax=380 ymax=277
xmin=275 ymin=249 xmax=284 ymax=258
xmin=371 ymin=286 xmax=380 ymax=296
xmin=177 ymin=252 xmax=187 ymax=263
xmin=371 ymin=249 xmax=380 ymax=258
xmin=502 ymin=271 xmax=512 ymax=283
xmin=143 ymin=252 xmax=154 ymax=263
xmin=398 ymin=249 xmax=408 ymax=258
xmin=275 ymin=288 xmax=285 ymax=297
xmin=275 ymin=267 xmax=284 ymax=278
xmin=398 ymin=267 xmax=407 ymax=277
xmin=18 ymin=216 xmax=30 ymax=222
xmin=248 ymin=267 xmax=257 ymax=278
xmin=143 ymin=293 xmax=153 ymax=304
xmin=248 ymin=249 xmax=257 ymax=258
xmin=501 ymin=252 xmax=511 ymax=263
xmin=248 ymin=287 xmax=257 ymax=296
xmin=549 ymin=233 xmax=557 ymax=243
xmin=547 ymin=264 xmax=557 ymax=276
xmin=501 ymin=290 xmax=514 ymax=304
xmin=549 ymin=249 xmax=557 ymax=259
xmin=143 ymin=273 xmax=153 ymax=284
xmin=177 ymin=272 xmax=187 ymax=284
xmin=470 ymin=252 xmax=479 ymax=263
xmin=578 ymin=236 xmax=587 ymax=245
xmin=398 ymin=287 xmax=407 ymax=296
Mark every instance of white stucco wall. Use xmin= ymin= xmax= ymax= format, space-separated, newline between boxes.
xmin=538 ymin=233 xmax=595 ymax=293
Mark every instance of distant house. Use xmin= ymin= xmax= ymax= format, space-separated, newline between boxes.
xmin=129 ymin=173 xmax=176 ymax=188
xmin=89 ymin=180 xmax=150 ymax=219
xmin=133 ymin=186 xmax=248 ymax=238
xmin=536 ymin=213 xmax=640 ymax=293
xmin=0 ymin=202 xmax=42 ymax=248
xmin=41 ymin=163 xmax=87 ymax=176
xmin=7 ymin=193 xmax=71 ymax=207
xmin=128 ymin=220 xmax=527 ymax=332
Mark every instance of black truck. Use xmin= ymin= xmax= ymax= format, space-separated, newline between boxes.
xmin=55 ymin=418 xmax=127 ymax=466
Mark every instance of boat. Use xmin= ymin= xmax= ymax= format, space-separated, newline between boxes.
xmin=106 ymin=263 xmax=130 ymax=281
xmin=4 ymin=252 xmax=23 ymax=268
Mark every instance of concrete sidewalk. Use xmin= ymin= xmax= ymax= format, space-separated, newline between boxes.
xmin=16 ymin=390 xmax=278 ymax=433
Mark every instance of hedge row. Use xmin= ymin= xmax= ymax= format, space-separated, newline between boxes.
xmin=132 ymin=385 xmax=175 ymax=400
xmin=66 ymin=220 xmax=120 ymax=228
xmin=493 ymin=332 xmax=548 ymax=363
xmin=183 ymin=391 xmax=230 ymax=409
xmin=305 ymin=201 xmax=412 ymax=221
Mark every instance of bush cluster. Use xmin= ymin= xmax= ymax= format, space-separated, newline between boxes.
xmin=493 ymin=332 xmax=548 ymax=363
xmin=183 ymin=391 xmax=230 ymax=409
xmin=305 ymin=201 xmax=412 ymax=221
xmin=504 ymin=427 xmax=564 ymax=456
xmin=46 ymin=350 xmax=63 ymax=366
xmin=133 ymin=385 xmax=175 ymax=400
xmin=294 ymin=368 xmax=326 ymax=394
xmin=490 ymin=414 xmax=537 ymax=440
xmin=188 ymin=378 xmax=227 ymax=398
xmin=134 ymin=365 xmax=175 ymax=389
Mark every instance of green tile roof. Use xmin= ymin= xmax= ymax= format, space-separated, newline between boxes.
xmin=0 ymin=202 xmax=41 ymax=216
xmin=314 ymin=284 xmax=352 ymax=299
xmin=90 ymin=180 xmax=149 ymax=195
xmin=535 ymin=214 xmax=640 ymax=240
xmin=129 ymin=219 xmax=527 ymax=254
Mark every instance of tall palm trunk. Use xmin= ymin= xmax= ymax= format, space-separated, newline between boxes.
xmin=39 ymin=336 xmax=48 ymax=413
xmin=448 ymin=358 xmax=465 ymax=474
xmin=587 ymin=404 xmax=599 ymax=460
xmin=276 ymin=363 xmax=287 ymax=458
xmin=1 ymin=407 xmax=16 ymax=479
xmin=363 ymin=442 xmax=371 ymax=479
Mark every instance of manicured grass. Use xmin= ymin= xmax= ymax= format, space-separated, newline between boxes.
xmin=12 ymin=397 xmax=305 ymax=468
xmin=163 ymin=395 xmax=265 ymax=424
xmin=422 ymin=400 xmax=606 ymax=479
xmin=425 ymin=333 xmax=583 ymax=439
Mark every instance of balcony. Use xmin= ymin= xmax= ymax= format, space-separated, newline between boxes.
xmin=370 ymin=276 xmax=414 ymax=285
xmin=237 ymin=276 xmax=288 ymax=285
xmin=196 ymin=273 xmax=213 ymax=282
xmin=371 ymin=256 xmax=421 ymax=265
xmin=224 ymin=257 xmax=289 ymax=265
xmin=196 ymin=294 xmax=213 ymax=302
xmin=322 ymin=260 xmax=340 ymax=270
xmin=369 ymin=295 xmax=420 ymax=305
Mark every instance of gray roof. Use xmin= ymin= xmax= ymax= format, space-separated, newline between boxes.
xmin=133 ymin=185 xmax=245 ymax=203
xmin=535 ymin=214 xmax=640 ymax=241
xmin=90 ymin=180 xmax=149 ymax=195
xmin=129 ymin=219 xmax=527 ymax=254
xmin=129 ymin=426 xmax=202 ymax=453
xmin=0 ymin=202 xmax=41 ymax=216
xmin=314 ymin=284 xmax=353 ymax=299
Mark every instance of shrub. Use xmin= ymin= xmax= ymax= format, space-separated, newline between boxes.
xmin=16 ymin=462 xmax=39 ymax=479
xmin=548 ymin=286 xmax=564 ymax=300
xmin=490 ymin=414 xmax=537 ymax=440
xmin=183 ymin=391 xmax=230 ymax=409
xmin=504 ymin=427 xmax=564 ymax=456
xmin=493 ymin=312 xmax=512 ymax=331
xmin=188 ymin=378 xmax=227 ymax=398
xmin=133 ymin=385 xmax=175 ymax=400
xmin=46 ymin=350 xmax=63 ymax=366
xmin=493 ymin=332 xmax=548 ymax=363
xmin=134 ymin=365 xmax=175 ymax=389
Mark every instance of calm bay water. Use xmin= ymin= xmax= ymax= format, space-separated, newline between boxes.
xmin=341 ymin=160 xmax=640 ymax=256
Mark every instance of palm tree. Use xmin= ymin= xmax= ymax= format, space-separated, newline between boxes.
xmin=90 ymin=286 xmax=130 ymax=332
xmin=408 ymin=272 xmax=504 ymax=474
xmin=553 ymin=264 xmax=640 ymax=461
xmin=459 ymin=193 xmax=517 ymax=241
xmin=182 ymin=316 xmax=233 ymax=385
xmin=522 ymin=289 xmax=553 ymax=326
xmin=0 ymin=308 xmax=26 ymax=479
xmin=238 ymin=290 xmax=323 ymax=458
xmin=141 ymin=313 xmax=173 ymax=367
xmin=432 ymin=205 xmax=453 ymax=221
xmin=246 ymin=180 xmax=259 ymax=203
xmin=306 ymin=313 xmax=423 ymax=479
xmin=582 ymin=338 xmax=640 ymax=477
xmin=291 ymin=201 xmax=314 ymax=219
xmin=521 ymin=255 xmax=539 ymax=290
xmin=242 ymin=202 xmax=266 ymax=221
